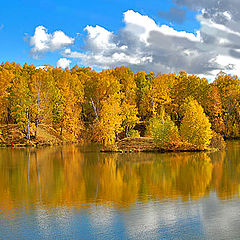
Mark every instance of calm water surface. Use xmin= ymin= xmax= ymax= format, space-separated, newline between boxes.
xmin=1 ymin=141 xmax=240 ymax=239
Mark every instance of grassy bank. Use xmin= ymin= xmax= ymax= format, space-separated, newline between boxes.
xmin=0 ymin=124 xmax=79 ymax=147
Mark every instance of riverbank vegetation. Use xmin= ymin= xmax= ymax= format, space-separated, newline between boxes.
xmin=0 ymin=62 xmax=238 ymax=149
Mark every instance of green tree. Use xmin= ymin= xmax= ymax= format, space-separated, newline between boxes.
xmin=147 ymin=108 xmax=179 ymax=147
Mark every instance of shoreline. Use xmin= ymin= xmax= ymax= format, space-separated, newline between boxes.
xmin=0 ymin=126 xmax=226 ymax=153
xmin=0 ymin=124 xmax=83 ymax=148
xmin=101 ymin=137 xmax=225 ymax=153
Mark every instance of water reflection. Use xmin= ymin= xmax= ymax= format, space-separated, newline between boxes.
xmin=0 ymin=143 xmax=239 ymax=209
xmin=1 ymin=142 xmax=240 ymax=239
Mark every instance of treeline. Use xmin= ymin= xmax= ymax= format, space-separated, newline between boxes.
xmin=0 ymin=62 xmax=239 ymax=145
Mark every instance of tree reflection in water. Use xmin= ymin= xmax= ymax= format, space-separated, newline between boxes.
xmin=0 ymin=142 xmax=239 ymax=214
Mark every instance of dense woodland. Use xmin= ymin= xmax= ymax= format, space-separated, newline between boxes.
xmin=0 ymin=62 xmax=239 ymax=148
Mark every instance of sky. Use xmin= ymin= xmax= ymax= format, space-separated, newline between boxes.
xmin=1 ymin=0 xmax=240 ymax=80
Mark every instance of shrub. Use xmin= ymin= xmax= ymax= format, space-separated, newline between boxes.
xmin=147 ymin=116 xmax=180 ymax=147
xmin=209 ymin=131 xmax=226 ymax=150
xmin=127 ymin=129 xmax=140 ymax=138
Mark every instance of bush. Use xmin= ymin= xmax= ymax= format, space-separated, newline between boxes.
xmin=127 ymin=129 xmax=140 ymax=138
xmin=147 ymin=116 xmax=180 ymax=147
xmin=145 ymin=116 xmax=158 ymax=137
xmin=209 ymin=131 xmax=226 ymax=150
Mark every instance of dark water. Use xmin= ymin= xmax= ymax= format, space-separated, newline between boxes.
xmin=1 ymin=142 xmax=240 ymax=239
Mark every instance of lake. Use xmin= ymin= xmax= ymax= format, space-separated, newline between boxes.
xmin=0 ymin=141 xmax=240 ymax=239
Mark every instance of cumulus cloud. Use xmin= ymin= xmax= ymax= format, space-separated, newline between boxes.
xmin=64 ymin=10 xmax=201 ymax=73
xmin=62 ymin=1 xmax=240 ymax=80
xmin=57 ymin=58 xmax=71 ymax=69
xmin=30 ymin=26 xmax=74 ymax=57
xmin=172 ymin=0 xmax=240 ymax=77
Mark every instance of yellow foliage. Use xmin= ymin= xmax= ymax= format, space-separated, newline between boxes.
xmin=147 ymin=110 xmax=180 ymax=147
xmin=121 ymin=101 xmax=139 ymax=134
xmin=97 ymin=94 xmax=123 ymax=145
xmin=180 ymin=99 xmax=212 ymax=150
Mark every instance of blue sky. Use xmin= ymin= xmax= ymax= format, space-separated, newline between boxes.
xmin=1 ymin=0 xmax=240 ymax=79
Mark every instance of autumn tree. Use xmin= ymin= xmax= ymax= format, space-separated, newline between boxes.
xmin=171 ymin=71 xmax=209 ymax=126
xmin=121 ymin=101 xmax=139 ymax=137
xmin=51 ymin=68 xmax=83 ymax=139
xmin=180 ymin=99 xmax=212 ymax=150
xmin=134 ymin=71 xmax=155 ymax=120
xmin=8 ymin=65 xmax=32 ymax=135
xmin=113 ymin=67 xmax=136 ymax=103
xmin=149 ymin=73 xmax=175 ymax=116
xmin=112 ymin=67 xmax=139 ymax=136
xmin=213 ymin=72 xmax=240 ymax=138
xmin=0 ymin=67 xmax=14 ymax=123
xmin=205 ymin=85 xmax=224 ymax=134
xmin=97 ymin=94 xmax=123 ymax=145
xmin=31 ymin=67 xmax=54 ymax=136
xmin=85 ymin=70 xmax=123 ymax=144
xmin=71 ymin=66 xmax=93 ymax=122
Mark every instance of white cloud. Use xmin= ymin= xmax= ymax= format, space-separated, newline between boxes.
xmin=197 ymin=14 xmax=240 ymax=38
xmin=35 ymin=66 xmax=46 ymax=70
xmin=223 ymin=11 xmax=232 ymax=21
xmin=123 ymin=10 xmax=200 ymax=44
xmin=64 ymin=48 xmax=152 ymax=69
xmin=84 ymin=25 xmax=117 ymax=51
xmin=58 ymin=3 xmax=240 ymax=79
xmin=51 ymin=31 xmax=74 ymax=50
xmin=57 ymin=58 xmax=71 ymax=69
xmin=64 ymin=10 xmax=200 ymax=72
xmin=30 ymin=26 xmax=74 ymax=56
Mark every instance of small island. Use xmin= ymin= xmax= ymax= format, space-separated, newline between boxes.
xmin=103 ymin=134 xmax=226 ymax=153
xmin=102 ymin=100 xmax=226 ymax=153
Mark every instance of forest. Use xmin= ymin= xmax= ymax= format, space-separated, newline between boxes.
xmin=0 ymin=62 xmax=239 ymax=149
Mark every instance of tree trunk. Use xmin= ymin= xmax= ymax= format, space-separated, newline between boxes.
xmin=7 ymin=107 xmax=11 ymax=125
xmin=126 ymin=126 xmax=129 ymax=137
xmin=90 ymin=97 xmax=99 ymax=122
xmin=35 ymin=81 xmax=41 ymax=137
xmin=26 ymin=107 xmax=30 ymax=141
xmin=224 ymin=113 xmax=229 ymax=140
